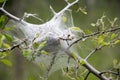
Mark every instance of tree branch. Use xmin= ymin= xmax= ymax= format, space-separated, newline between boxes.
xmin=0 ymin=39 xmax=27 ymax=52
xmin=64 ymin=49 xmax=109 ymax=80
xmin=100 ymin=71 xmax=120 ymax=77
xmin=68 ymin=27 xmax=120 ymax=49
xmin=82 ymin=60 xmax=109 ymax=80
xmin=85 ymin=37 xmax=120 ymax=60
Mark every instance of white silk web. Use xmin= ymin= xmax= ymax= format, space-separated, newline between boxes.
xmin=6 ymin=0 xmax=79 ymax=78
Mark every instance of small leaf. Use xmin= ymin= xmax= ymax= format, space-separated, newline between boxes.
xmin=4 ymin=33 xmax=13 ymax=42
xmin=98 ymin=36 xmax=104 ymax=45
xmin=101 ymin=42 xmax=109 ymax=46
xmin=41 ymin=50 xmax=49 ymax=55
xmin=110 ymin=33 xmax=116 ymax=39
xmin=33 ymin=42 xmax=39 ymax=49
xmin=28 ymin=76 xmax=35 ymax=80
xmin=114 ymin=17 xmax=118 ymax=22
xmin=85 ymin=29 xmax=92 ymax=34
xmin=35 ymin=33 xmax=40 ymax=38
xmin=3 ymin=43 xmax=11 ymax=48
xmin=115 ymin=40 xmax=120 ymax=44
xmin=1 ymin=59 xmax=12 ymax=67
xmin=23 ymin=50 xmax=31 ymax=58
xmin=38 ymin=41 xmax=47 ymax=49
xmin=80 ymin=59 xmax=85 ymax=65
xmin=91 ymin=23 xmax=96 ymax=27
xmin=0 ymin=34 xmax=6 ymax=47
xmin=70 ymin=26 xmax=83 ymax=33
xmin=62 ymin=16 xmax=67 ymax=22
xmin=113 ymin=59 xmax=119 ymax=69
xmin=0 ymin=15 xmax=6 ymax=29
xmin=39 ymin=62 xmax=45 ymax=68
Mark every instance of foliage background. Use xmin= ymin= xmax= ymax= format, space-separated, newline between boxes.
xmin=0 ymin=0 xmax=120 ymax=80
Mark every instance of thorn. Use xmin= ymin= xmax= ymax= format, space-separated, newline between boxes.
xmin=50 ymin=5 xmax=56 ymax=15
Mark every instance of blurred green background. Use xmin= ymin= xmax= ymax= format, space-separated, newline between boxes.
xmin=0 ymin=0 xmax=120 ymax=80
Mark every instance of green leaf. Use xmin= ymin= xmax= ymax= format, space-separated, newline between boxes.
xmin=115 ymin=40 xmax=120 ymax=44
xmin=41 ymin=50 xmax=49 ymax=55
xmin=38 ymin=41 xmax=47 ymax=49
xmin=85 ymin=29 xmax=92 ymax=34
xmin=0 ymin=15 xmax=6 ymax=29
xmin=70 ymin=26 xmax=83 ymax=33
xmin=0 ymin=34 xmax=6 ymax=47
xmin=1 ymin=59 xmax=12 ymax=67
xmin=91 ymin=23 xmax=96 ymax=27
xmin=110 ymin=33 xmax=116 ymax=39
xmin=101 ymin=42 xmax=109 ymax=46
xmin=28 ymin=75 xmax=35 ymax=80
xmin=80 ymin=59 xmax=85 ymax=65
xmin=98 ymin=36 xmax=104 ymax=45
xmin=3 ymin=43 xmax=10 ymax=48
xmin=33 ymin=42 xmax=39 ymax=49
xmin=62 ymin=16 xmax=67 ymax=22
xmin=23 ymin=50 xmax=31 ymax=58
xmin=4 ymin=33 xmax=13 ymax=42
xmin=113 ymin=59 xmax=119 ymax=69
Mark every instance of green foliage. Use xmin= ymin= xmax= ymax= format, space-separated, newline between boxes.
xmin=62 ymin=16 xmax=67 ymax=22
xmin=1 ymin=59 xmax=12 ymax=67
xmin=38 ymin=41 xmax=47 ymax=49
xmin=0 ymin=34 xmax=5 ymax=47
xmin=41 ymin=50 xmax=49 ymax=55
xmin=110 ymin=33 xmax=116 ymax=40
xmin=80 ymin=59 xmax=85 ymax=65
xmin=85 ymin=29 xmax=92 ymax=35
xmin=0 ymin=15 xmax=6 ymax=30
xmin=33 ymin=42 xmax=39 ymax=49
xmin=70 ymin=26 xmax=83 ymax=32
xmin=23 ymin=49 xmax=31 ymax=58
xmin=4 ymin=33 xmax=13 ymax=42
xmin=113 ymin=59 xmax=120 ymax=69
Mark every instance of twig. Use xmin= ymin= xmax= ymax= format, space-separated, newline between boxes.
xmin=84 ymin=71 xmax=91 ymax=80
xmin=100 ymin=71 xmax=120 ymax=77
xmin=68 ymin=27 xmax=120 ymax=49
xmin=85 ymin=37 xmax=120 ymax=60
xmin=53 ymin=0 xmax=79 ymax=18
xmin=82 ymin=60 xmax=109 ymax=80
xmin=85 ymin=45 xmax=103 ymax=60
xmin=50 ymin=5 xmax=56 ymax=15
xmin=0 ymin=2 xmax=26 ymax=25
xmin=0 ymin=39 xmax=27 ymax=52
xmin=1 ymin=0 xmax=6 ymax=8
xmin=63 ymin=49 xmax=109 ymax=80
